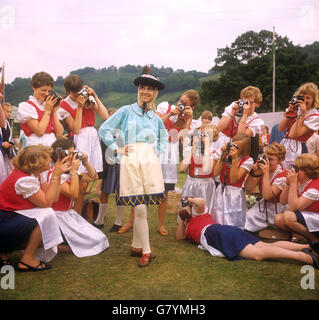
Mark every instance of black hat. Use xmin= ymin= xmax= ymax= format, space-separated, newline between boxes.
xmin=133 ymin=66 xmax=165 ymax=91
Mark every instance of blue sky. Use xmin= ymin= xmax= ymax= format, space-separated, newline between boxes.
xmin=1 ymin=0 xmax=318 ymax=83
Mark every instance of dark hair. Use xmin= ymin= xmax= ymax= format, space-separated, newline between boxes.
xmin=232 ymin=133 xmax=251 ymax=157
xmin=51 ymin=138 xmax=76 ymax=162
xmin=31 ymin=72 xmax=54 ymax=89
xmin=64 ymin=74 xmax=83 ymax=93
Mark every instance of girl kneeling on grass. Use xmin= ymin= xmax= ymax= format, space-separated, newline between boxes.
xmin=176 ymin=197 xmax=319 ymax=268
xmin=48 ymin=138 xmax=109 ymax=257
xmin=0 ymin=145 xmax=70 ymax=271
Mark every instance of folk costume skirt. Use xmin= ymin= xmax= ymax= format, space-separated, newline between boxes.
xmin=115 ymin=143 xmax=165 ymax=206
xmin=54 ymin=209 xmax=109 ymax=257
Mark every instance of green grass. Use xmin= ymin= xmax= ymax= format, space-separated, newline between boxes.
xmin=1 ymin=172 xmax=319 ymax=300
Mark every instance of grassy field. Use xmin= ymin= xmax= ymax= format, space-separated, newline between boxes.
xmin=1 ymin=172 xmax=319 ymax=300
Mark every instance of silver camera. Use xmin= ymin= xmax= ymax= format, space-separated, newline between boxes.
xmin=78 ymin=87 xmax=90 ymax=99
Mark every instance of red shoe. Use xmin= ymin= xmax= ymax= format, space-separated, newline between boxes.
xmin=138 ymin=252 xmax=156 ymax=267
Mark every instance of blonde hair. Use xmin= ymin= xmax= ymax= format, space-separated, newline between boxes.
xmin=265 ymin=142 xmax=286 ymax=162
xmin=294 ymin=153 xmax=319 ymax=179
xmin=295 ymin=82 xmax=319 ymax=108
xmin=13 ymin=145 xmax=52 ymax=174
xmin=200 ymin=124 xmax=219 ymax=142
xmin=240 ymin=86 xmax=263 ymax=105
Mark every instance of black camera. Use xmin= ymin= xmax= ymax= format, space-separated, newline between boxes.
xmin=177 ymin=103 xmax=186 ymax=112
xmin=47 ymin=91 xmax=62 ymax=107
xmin=291 ymin=95 xmax=304 ymax=105
xmin=226 ymin=141 xmax=239 ymax=152
xmin=55 ymin=147 xmax=84 ymax=162
xmin=257 ymin=154 xmax=267 ymax=166
xmin=289 ymin=164 xmax=299 ymax=173
xmin=236 ymin=99 xmax=249 ymax=117
xmin=179 ymin=197 xmax=192 ymax=221
xmin=181 ymin=197 xmax=190 ymax=207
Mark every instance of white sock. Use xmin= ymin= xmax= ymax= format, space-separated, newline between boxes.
xmin=132 ymin=204 xmax=151 ymax=254
xmin=94 ymin=203 xmax=108 ymax=225
xmin=114 ymin=206 xmax=125 ymax=226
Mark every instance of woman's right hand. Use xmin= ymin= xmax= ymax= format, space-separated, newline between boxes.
xmin=76 ymin=95 xmax=87 ymax=108
xmin=52 ymin=156 xmax=72 ymax=177
xmin=116 ymin=145 xmax=134 ymax=156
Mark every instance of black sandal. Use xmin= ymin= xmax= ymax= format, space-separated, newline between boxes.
xmin=309 ymin=241 xmax=319 ymax=255
xmin=17 ymin=260 xmax=51 ymax=272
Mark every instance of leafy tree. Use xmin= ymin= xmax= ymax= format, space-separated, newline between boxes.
xmin=200 ymin=30 xmax=319 ymax=116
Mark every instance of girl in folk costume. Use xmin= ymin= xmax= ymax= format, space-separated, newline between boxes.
xmin=58 ymin=74 xmax=108 ymax=214
xmin=17 ymin=72 xmax=64 ymax=147
xmin=0 ymin=145 xmax=70 ymax=271
xmin=213 ymin=133 xmax=254 ymax=229
xmin=47 ymin=138 xmax=109 ymax=257
xmin=176 ymin=197 xmax=319 ymax=269
xmin=217 ymin=86 xmax=264 ymax=147
xmin=179 ymin=124 xmax=219 ymax=217
xmin=155 ymin=89 xmax=200 ymax=236
xmin=98 ymin=67 xmax=168 ymax=267
xmin=94 ymin=108 xmax=127 ymax=232
xmin=276 ymin=153 xmax=319 ymax=243
xmin=0 ymin=102 xmax=16 ymax=182
xmin=245 ymin=142 xmax=288 ymax=232
xmin=278 ymin=82 xmax=319 ymax=169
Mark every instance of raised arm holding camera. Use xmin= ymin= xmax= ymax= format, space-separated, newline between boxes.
xmin=213 ymin=133 xmax=254 ymax=229
xmin=278 ymin=82 xmax=319 ymax=169
xmin=217 ymin=86 xmax=264 ymax=142
xmin=17 ymin=72 xmax=64 ymax=147
xmin=46 ymin=138 xmax=109 ymax=257
xmin=154 ymin=89 xmax=200 ymax=236
xmin=244 ymin=142 xmax=288 ymax=233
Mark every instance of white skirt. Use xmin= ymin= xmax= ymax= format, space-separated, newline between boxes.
xmin=74 ymin=126 xmax=103 ymax=173
xmin=160 ymin=141 xmax=179 ymax=184
xmin=214 ymin=184 xmax=247 ymax=229
xmin=54 ymin=209 xmax=109 ymax=257
xmin=245 ymin=200 xmax=289 ymax=232
xmin=280 ymin=138 xmax=302 ymax=169
xmin=25 ymin=132 xmax=56 ymax=147
xmin=179 ymin=176 xmax=216 ymax=216
xmin=16 ymin=207 xmax=63 ymax=262
xmin=300 ymin=211 xmax=319 ymax=233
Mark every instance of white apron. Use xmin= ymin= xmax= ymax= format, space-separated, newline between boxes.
xmin=55 ymin=209 xmax=109 ymax=257
xmin=16 ymin=207 xmax=63 ymax=262
xmin=214 ymin=184 xmax=247 ymax=230
xmin=160 ymin=141 xmax=179 ymax=184
xmin=74 ymin=126 xmax=103 ymax=174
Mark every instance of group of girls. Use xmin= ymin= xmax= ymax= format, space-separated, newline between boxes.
xmin=0 ymin=71 xmax=110 ymax=271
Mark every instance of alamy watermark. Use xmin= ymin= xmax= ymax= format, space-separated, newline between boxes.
xmin=300 ymin=265 xmax=315 ymax=290
xmin=1 ymin=265 xmax=15 ymax=290
xmin=0 ymin=5 xmax=15 ymax=30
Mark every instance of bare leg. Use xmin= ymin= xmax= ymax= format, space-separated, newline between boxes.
xmin=258 ymin=241 xmax=309 ymax=251
xmin=73 ymin=181 xmax=88 ymax=214
xmin=118 ymin=207 xmax=134 ymax=234
xmin=283 ymin=211 xmax=319 ymax=242
xmin=239 ymin=242 xmax=313 ymax=265
xmin=18 ymin=226 xmax=44 ymax=269
xmin=158 ymin=191 xmax=168 ymax=236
